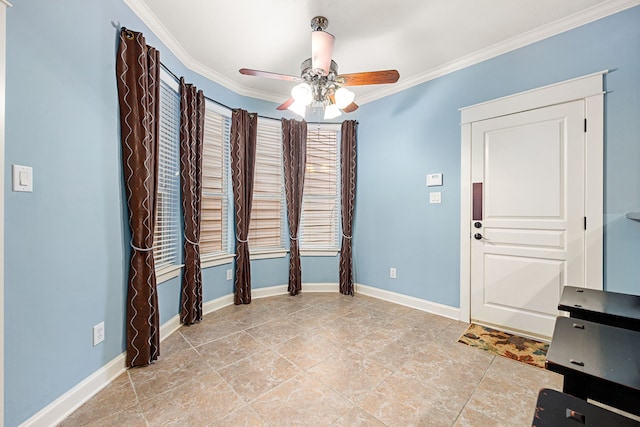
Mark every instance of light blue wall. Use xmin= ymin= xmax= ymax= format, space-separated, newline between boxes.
xmin=352 ymin=6 xmax=640 ymax=305
xmin=3 ymin=1 xmax=275 ymax=425
xmin=4 ymin=1 xmax=640 ymax=426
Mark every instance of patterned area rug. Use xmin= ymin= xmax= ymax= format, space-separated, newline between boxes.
xmin=458 ymin=323 xmax=549 ymax=369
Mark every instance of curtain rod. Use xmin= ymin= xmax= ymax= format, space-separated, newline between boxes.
xmin=159 ymin=62 xmax=352 ymax=126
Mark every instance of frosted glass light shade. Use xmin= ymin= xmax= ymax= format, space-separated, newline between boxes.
xmin=324 ymin=103 xmax=341 ymax=120
xmin=291 ymin=83 xmax=313 ymax=106
xmin=334 ymin=87 xmax=355 ymax=109
xmin=288 ymin=101 xmax=306 ymax=118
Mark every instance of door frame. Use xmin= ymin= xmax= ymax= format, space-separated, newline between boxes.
xmin=459 ymin=71 xmax=606 ymax=323
xmin=0 ymin=2 xmax=9 ymax=426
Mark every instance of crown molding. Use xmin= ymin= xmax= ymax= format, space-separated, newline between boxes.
xmin=125 ymin=0 xmax=640 ymax=106
xmin=357 ymin=0 xmax=640 ymax=105
xmin=0 ymin=1 xmax=12 ymax=7
xmin=123 ymin=0 xmax=284 ymax=103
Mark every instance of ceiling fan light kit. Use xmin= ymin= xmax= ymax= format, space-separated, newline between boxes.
xmin=323 ymin=103 xmax=342 ymax=120
xmin=240 ymin=16 xmax=400 ymax=120
xmin=290 ymin=82 xmax=313 ymax=106
xmin=334 ymin=87 xmax=355 ymax=109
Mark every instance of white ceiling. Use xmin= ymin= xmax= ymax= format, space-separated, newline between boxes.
xmin=126 ymin=0 xmax=637 ymax=106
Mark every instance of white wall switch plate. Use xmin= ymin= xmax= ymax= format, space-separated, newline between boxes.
xmin=430 ymin=192 xmax=442 ymax=204
xmin=226 ymin=269 xmax=233 ymax=280
xmin=12 ymin=165 xmax=33 ymax=192
xmin=389 ymin=267 xmax=397 ymax=279
xmin=93 ymin=322 xmax=105 ymax=346
xmin=426 ymin=173 xmax=443 ymax=187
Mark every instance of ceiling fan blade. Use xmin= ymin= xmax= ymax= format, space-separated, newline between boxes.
xmin=342 ymin=102 xmax=359 ymax=113
xmin=339 ymin=70 xmax=400 ymax=86
xmin=239 ymin=68 xmax=302 ymax=82
xmin=311 ymin=30 xmax=335 ymax=75
xmin=276 ymin=98 xmax=295 ymax=111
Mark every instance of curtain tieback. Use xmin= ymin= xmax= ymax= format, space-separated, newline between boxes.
xmin=130 ymin=239 xmax=153 ymax=252
xmin=342 ymin=233 xmax=353 ymax=239
xmin=236 ymin=235 xmax=249 ymax=243
xmin=184 ymin=235 xmax=199 ymax=245
xmin=289 ymin=235 xmax=298 ymax=240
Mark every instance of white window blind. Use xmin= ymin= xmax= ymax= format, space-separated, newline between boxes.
xmin=154 ymin=79 xmax=181 ymax=270
xmin=201 ymin=105 xmax=231 ymax=257
xmin=300 ymin=127 xmax=340 ymax=250
xmin=248 ymin=119 xmax=285 ymax=251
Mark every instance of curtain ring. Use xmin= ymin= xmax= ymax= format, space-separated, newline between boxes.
xmin=122 ymin=28 xmax=134 ymax=40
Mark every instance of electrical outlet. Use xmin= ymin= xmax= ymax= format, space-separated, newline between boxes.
xmin=226 ymin=269 xmax=233 ymax=280
xmin=390 ymin=267 xmax=397 ymax=279
xmin=93 ymin=322 xmax=105 ymax=346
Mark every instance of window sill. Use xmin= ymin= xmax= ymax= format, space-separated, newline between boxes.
xmin=301 ymin=249 xmax=339 ymax=257
xmin=250 ymin=249 xmax=287 ymax=260
xmin=156 ymin=264 xmax=184 ymax=284
xmin=201 ymin=254 xmax=235 ymax=269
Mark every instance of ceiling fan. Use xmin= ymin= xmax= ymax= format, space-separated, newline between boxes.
xmin=239 ymin=16 xmax=400 ymax=119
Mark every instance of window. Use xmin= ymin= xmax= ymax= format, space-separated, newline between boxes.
xmin=200 ymin=103 xmax=233 ymax=264
xmin=154 ymin=76 xmax=181 ymax=273
xmin=300 ymin=125 xmax=341 ymax=253
xmin=248 ymin=118 xmax=286 ymax=255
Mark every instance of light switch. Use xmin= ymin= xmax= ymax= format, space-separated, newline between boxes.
xmin=429 ymin=192 xmax=441 ymax=204
xmin=19 ymin=171 xmax=28 ymax=186
xmin=12 ymin=165 xmax=33 ymax=192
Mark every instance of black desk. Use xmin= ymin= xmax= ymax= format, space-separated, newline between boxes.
xmin=558 ymin=286 xmax=640 ymax=331
xmin=545 ymin=316 xmax=640 ymax=416
xmin=532 ymin=388 xmax=640 ymax=426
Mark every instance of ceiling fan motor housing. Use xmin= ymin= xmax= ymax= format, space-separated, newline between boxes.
xmin=300 ymin=58 xmax=343 ymax=104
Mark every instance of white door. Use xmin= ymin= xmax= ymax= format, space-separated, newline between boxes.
xmin=470 ymin=100 xmax=585 ymax=339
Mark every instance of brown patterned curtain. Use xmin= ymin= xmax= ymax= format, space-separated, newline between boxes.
xmin=231 ymin=109 xmax=258 ymax=304
xmin=179 ymin=78 xmax=205 ymax=324
xmin=282 ymin=119 xmax=308 ymax=296
xmin=116 ymin=28 xmax=161 ymax=367
xmin=339 ymin=120 xmax=358 ymax=296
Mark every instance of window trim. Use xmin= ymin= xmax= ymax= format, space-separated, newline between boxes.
xmin=300 ymin=249 xmax=339 ymax=257
xmin=249 ymin=249 xmax=288 ymax=260
xmin=201 ymin=254 xmax=235 ymax=269
xmin=156 ymin=263 xmax=184 ymax=283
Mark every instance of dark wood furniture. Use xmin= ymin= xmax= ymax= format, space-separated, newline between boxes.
xmin=545 ymin=316 xmax=640 ymax=417
xmin=558 ymin=286 xmax=640 ymax=331
xmin=532 ymin=388 xmax=640 ymax=426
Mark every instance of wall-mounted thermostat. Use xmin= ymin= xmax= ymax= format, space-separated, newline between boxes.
xmin=426 ymin=173 xmax=443 ymax=187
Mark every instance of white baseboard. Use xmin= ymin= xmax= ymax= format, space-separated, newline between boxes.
xmin=301 ymin=282 xmax=340 ymax=293
xmin=355 ymin=283 xmax=460 ymax=320
xmin=251 ymin=284 xmax=288 ymax=298
xmin=203 ymin=293 xmax=235 ymax=314
xmin=159 ymin=315 xmax=182 ymax=342
xmin=23 ymin=281 xmax=457 ymax=427
xmin=19 ymin=353 xmax=126 ymax=427
xmin=252 ymin=282 xmax=341 ymax=296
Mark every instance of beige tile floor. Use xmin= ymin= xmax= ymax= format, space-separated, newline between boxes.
xmin=58 ymin=292 xmax=563 ymax=427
